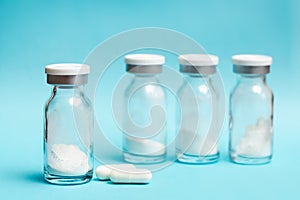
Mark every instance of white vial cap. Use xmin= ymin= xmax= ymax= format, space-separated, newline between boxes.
xmin=232 ymin=54 xmax=272 ymax=66
xmin=125 ymin=54 xmax=165 ymax=65
xmin=178 ymin=54 xmax=219 ymax=66
xmin=45 ymin=63 xmax=90 ymax=75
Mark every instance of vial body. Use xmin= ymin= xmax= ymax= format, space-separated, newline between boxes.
xmin=176 ymin=74 xmax=219 ymax=163
xmin=229 ymin=75 xmax=273 ymax=164
xmin=44 ymin=85 xmax=93 ymax=184
xmin=122 ymin=74 xmax=167 ymax=163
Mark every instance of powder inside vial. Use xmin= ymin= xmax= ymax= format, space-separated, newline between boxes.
xmin=48 ymin=144 xmax=90 ymax=175
xmin=236 ymin=117 xmax=272 ymax=157
xmin=125 ymin=138 xmax=166 ymax=156
xmin=178 ymin=130 xmax=218 ymax=156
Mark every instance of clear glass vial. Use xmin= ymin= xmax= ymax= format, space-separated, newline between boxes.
xmin=122 ymin=54 xmax=167 ymax=163
xmin=229 ymin=54 xmax=274 ymax=164
xmin=44 ymin=63 xmax=93 ymax=184
xmin=176 ymin=54 xmax=220 ymax=164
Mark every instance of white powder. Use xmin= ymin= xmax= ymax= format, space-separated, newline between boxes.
xmin=48 ymin=144 xmax=90 ymax=175
xmin=178 ymin=130 xmax=218 ymax=156
xmin=236 ymin=117 xmax=272 ymax=157
xmin=125 ymin=138 xmax=166 ymax=156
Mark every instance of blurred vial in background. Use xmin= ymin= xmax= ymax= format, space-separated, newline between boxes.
xmin=121 ymin=54 xmax=167 ymax=164
xmin=176 ymin=54 xmax=220 ymax=164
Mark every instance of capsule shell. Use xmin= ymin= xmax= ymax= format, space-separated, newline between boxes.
xmin=110 ymin=168 xmax=152 ymax=184
xmin=95 ymin=164 xmax=135 ymax=180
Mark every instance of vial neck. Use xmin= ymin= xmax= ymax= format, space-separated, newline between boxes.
xmin=52 ymin=85 xmax=84 ymax=96
xmin=133 ymin=74 xmax=158 ymax=82
xmin=238 ymin=74 xmax=266 ymax=84
xmin=187 ymin=73 xmax=211 ymax=78
xmin=181 ymin=74 xmax=214 ymax=91
xmin=186 ymin=73 xmax=212 ymax=83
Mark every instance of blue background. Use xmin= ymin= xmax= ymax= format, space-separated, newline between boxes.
xmin=0 ymin=0 xmax=299 ymax=199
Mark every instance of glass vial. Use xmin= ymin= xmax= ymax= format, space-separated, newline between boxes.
xmin=122 ymin=54 xmax=167 ymax=163
xmin=44 ymin=64 xmax=93 ymax=184
xmin=176 ymin=54 xmax=220 ymax=164
xmin=229 ymin=55 xmax=274 ymax=164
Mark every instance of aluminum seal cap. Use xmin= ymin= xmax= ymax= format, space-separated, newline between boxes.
xmin=178 ymin=54 xmax=218 ymax=74
xmin=125 ymin=54 xmax=165 ymax=74
xmin=232 ymin=54 xmax=272 ymax=74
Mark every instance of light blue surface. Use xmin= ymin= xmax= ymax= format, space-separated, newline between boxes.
xmin=0 ymin=0 xmax=299 ymax=199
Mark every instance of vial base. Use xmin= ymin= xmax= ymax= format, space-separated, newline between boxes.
xmin=123 ymin=152 xmax=166 ymax=164
xmin=177 ymin=152 xmax=219 ymax=164
xmin=230 ymin=152 xmax=272 ymax=165
xmin=44 ymin=170 xmax=93 ymax=185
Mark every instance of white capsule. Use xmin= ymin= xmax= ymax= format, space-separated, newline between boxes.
xmin=110 ymin=168 xmax=152 ymax=184
xmin=95 ymin=164 xmax=136 ymax=180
